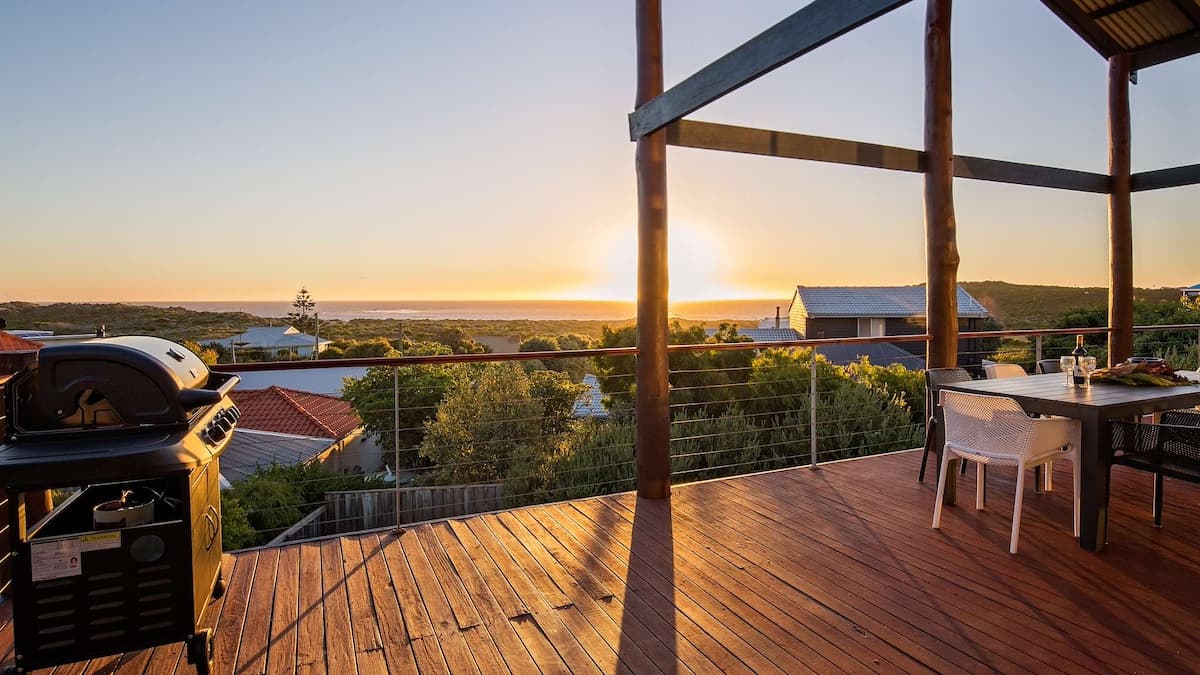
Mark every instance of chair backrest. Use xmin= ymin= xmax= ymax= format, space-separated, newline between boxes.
xmin=940 ymin=390 xmax=1035 ymax=459
xmin=984 ymin=363 xmax=1028 ymax=379
xmin=1036 ymin=359 xmax=1062 ymax=374
xmin=924 ymin=368 xmax=972 ymax=421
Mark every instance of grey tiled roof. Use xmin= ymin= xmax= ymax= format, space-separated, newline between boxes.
xmin=703 ymin=328 xmax=802 ymax=342
xmin=792 ymin=285 xmax=989 ymax=318
xmin=818 ymin=343 xmax=926 ymax=369
xmin=220 ymin=430 xmax=335 ymax=483
xmin=572 ymin=374 xmax=609 ymax=419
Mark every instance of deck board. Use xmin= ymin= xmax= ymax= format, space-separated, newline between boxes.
xmin=4 ymin=450 xmax=1200 ymax=673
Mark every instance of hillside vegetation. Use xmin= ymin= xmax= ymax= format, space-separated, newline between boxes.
xmin=961 ymin=281 xmax=1182 ymax=328
xmin=2 ymin=281 xmax=1189 ymax=344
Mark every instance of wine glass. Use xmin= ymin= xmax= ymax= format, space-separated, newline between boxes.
xmin=1059 ymin=356 xmax=1075 ymax=387
xmin=1082 ymin=356 xmax=1098 ymax=387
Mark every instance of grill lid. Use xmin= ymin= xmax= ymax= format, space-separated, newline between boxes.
xmin=6 ymin=336 xmax=239 ymax=439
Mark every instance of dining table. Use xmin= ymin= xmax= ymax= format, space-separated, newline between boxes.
xmin=937 ymin=372 xmax=1200 ymax=551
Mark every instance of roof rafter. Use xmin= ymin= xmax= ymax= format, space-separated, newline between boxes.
xmin=628 ymin=0 xmax=912 ymax=140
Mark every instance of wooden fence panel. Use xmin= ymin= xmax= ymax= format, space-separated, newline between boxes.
xmin=271 ymin=484 xmax=504 ymax=545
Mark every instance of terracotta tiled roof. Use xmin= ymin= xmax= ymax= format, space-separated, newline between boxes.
xmin=229 ymin=386 xmax=361 ymax=440
xmin=0 ymin=331 xmax=43 ymax=353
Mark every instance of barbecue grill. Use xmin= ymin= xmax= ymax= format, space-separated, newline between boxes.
xmin=0 ymin=337 xmax=239 ymax=674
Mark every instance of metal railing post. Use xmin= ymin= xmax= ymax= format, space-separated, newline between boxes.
xmin=810 ymin=347 xmax=818 ymax=469
xmin=1035 ymin=335 xmax=1043 ymax=363
xmin=393 ymin=366 xmax=402 ymax=532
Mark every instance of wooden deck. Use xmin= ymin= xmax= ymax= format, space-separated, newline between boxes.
xmin=4 ymin=449 xmax=1200 ymax=674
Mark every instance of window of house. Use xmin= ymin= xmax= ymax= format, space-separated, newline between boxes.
xmin=857 ymin=318 xmax=886 ymax=337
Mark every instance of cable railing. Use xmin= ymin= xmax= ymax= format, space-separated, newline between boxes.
xmin=75 ymin=322 xmax=1198 ymax=551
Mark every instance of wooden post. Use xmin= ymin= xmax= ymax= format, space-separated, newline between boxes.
xmin=1108 ymin=54 xmax=1134 ymax=366
xmin=634 ymin=0 xmax=671 ymax=499
xmin=924 ymin=0 xmax=959 ymax=370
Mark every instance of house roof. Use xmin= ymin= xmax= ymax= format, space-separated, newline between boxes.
xmin=0 ymin=331 xmax=43 ymax=354
xmin=572 ymin=374 xmax=609 ymax=419
xmin=790 ymin=285 xmax=990 ymax=319
xmin=233 ymin=366 xmax=370 ymax=397
xmin=1184 ymin=283 xmax=1200 ymax=290
xmin=819 ymin=342 xmax=927 ymax=370
xmin=1042 ymin=0 xmax=1200 ymax=70
xmin=220 ymin=429 xmax=335 ymax=483
xmin=704 ymin=327 xmax=802 ymax=343
xmin=219 ymin=326 xmax=331 ymax=350
xmin=230 ymin=385 xmax=361 ymax=440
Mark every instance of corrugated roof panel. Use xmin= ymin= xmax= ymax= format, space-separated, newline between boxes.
xmin=1043 ymin=0 xmax=1200 ymax=66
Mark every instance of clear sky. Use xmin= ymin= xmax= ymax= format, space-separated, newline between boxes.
xmin=2 ymin=1 xmax=1196 ymax=302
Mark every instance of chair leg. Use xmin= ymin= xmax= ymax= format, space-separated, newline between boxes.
xmin=1044 ymin=460 xmax=1054 ymax=492
xmin=932 ymin=449 xmax=953 ymax=529
xmin=919 ymin=418 xmax=934 ymax=482
xmin=1153 ymin=473 xmax=1164 ymax=528
xmin=976 ymin=461 xmax=985 ymax=510
xmin=1011 ymin=464 xmax=1026 ymax=554
xmin=1033 ymin=465 xmax=1042 ymax=494
xmin=1072 ymin=456 xmax=1081 ymax=538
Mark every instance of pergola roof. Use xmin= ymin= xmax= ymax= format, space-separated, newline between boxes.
xmin=1043 ymin=0 xmax=1200 ymax=69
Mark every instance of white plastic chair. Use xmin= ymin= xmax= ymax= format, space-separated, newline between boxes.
xmin=984 ymin=363 xmax=1028 ymax=379
xmin=985 ymin=360 xmax=1055 ymax=489
xmin=932 ymin=390 xmax=1080 ymax=554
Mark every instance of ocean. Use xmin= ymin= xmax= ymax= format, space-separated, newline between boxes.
xmin=142 ymin=299 xmax=789 ymax=323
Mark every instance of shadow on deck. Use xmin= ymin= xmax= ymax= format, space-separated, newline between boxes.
xmin=4 ymin=449 xmax=1199 ymax=673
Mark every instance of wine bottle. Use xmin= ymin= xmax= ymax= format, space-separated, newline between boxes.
xmin=1072 ymin=335 xmax=1088 ymax=388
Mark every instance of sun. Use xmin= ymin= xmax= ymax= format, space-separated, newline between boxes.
xmin=569 ymin=222 xmax=743 ymax=301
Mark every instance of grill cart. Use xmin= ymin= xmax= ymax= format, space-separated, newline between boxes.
xmin=0 ymin=337 xmax=240 ymax=674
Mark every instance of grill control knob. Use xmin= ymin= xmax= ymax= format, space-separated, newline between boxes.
xmin=206 ymin=423 xmax=227 ymax=444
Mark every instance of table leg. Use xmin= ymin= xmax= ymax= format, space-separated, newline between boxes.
xmin=1078 ymin=410 xmax=1111 ymax=551
xmin=943 ymin=459 xmax=958 ymax=504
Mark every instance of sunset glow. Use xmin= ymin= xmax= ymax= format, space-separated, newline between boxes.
xmin=1 ymin=2 xmax=1196 ymax=303
xmin=563 ymin=222 xmax=763 ymax=302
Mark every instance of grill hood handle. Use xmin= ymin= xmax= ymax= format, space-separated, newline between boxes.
xmin=178 ymin=373 xmax=240 ymax=410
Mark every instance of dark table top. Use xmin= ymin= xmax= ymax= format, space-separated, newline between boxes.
xmin=942 ymin=373 xmax=1200 ymax=417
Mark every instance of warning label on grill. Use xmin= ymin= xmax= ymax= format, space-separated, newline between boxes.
xmin=81 ymin=531 xmax=121 ymax=552
xmin=30 ymin=539 xmax=82 ymax=582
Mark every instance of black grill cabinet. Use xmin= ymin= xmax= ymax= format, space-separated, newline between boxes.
xmin=0 ymin=337 xmax=240 ymax=674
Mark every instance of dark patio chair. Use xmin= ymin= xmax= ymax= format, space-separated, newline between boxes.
xmin=919 ymin=367 xmax=974 ymax=483
xmin=1111 ymin=410 xmax=1200 ymax=527
xmin=1036 ymin=359 xmax=1062 ymax=374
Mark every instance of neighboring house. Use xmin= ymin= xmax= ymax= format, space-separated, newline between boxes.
xmin=704 ymin=327 xmax=802 ymax=343
xmin=224 ymin=385 xmax=383 ymax=484
xmin=219 ymin=430 xmax=338 ymax=486
xmin=787 ymin=285 xmax=990 ymax=369
xmin=217 ymin=326 xmax=331 ymax=359
xmin=1183 ymin=283 xmax=1200 ymax=299
xmin=232 ymin=366 xmax=370 ymax=397
xmin=572 ymin=374 xmax=609 ymax=419
xmin=0 ymin=330 xmax=42 ymax=375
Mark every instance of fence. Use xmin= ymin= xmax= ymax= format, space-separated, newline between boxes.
xmin=207 ymin=323 xmax=1200 ymax=550
xmin=268 ymin=484 xmax=504 ymax=544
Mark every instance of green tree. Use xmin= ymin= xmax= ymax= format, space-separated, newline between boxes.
xmin=287 ymin=287 xmax=317 ymax=333
xmin=343 ymin=359 xmax=457 ymax=469
xmin=518 ymin=335 xmax=590 ymax=381
xmin=419 ymin=363 xmax=585 ymax=485
xmin=219 ymin=492 xmax=257 ymax=551
xmin=182 ymin=340 xmax=219 ymax=366
xmin=593 ymin=321 xmax=753 ymax=415
xmin=343 ymin=338 xmax=396 ymax=359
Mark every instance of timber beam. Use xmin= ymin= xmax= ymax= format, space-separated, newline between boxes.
xmin=628 ymin=0 xmax=912 ymax=140
xmin=665 ymin=119 xmax=1111 ymax=193
xmin=1131 ymin=163 xmax=1200 ymax=191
